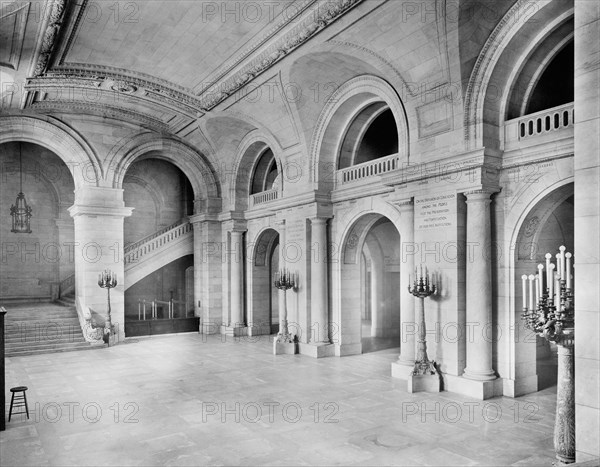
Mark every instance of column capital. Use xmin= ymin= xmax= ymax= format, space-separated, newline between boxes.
xmin=189 ymin=213 xmax=220 ymax=226
xmin=463 ymin=189 xmax=497 ymax=202
xmin=310 ymin=217 xmax=330 ymax=226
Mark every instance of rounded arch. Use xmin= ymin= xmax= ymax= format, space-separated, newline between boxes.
xmin=310 ymin=75 xmax=409 ymax=192
xmin=231 ymin=130 xmax=285 ymax=211
xmin=247 ymin=226 xmax=280 ymax=335
xmin=0 ymin=115 xmax=101 ymax=188
xmin=108 ymin=132 xmax=220 ymax=205
xmin=463 ymin=0 xmax=573 ymax=150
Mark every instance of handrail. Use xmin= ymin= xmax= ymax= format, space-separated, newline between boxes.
xmin=337 ymin=153 xmax=401 ymax=186
xmin=58 ymin=274 xmax=75 ymax=297
xmin=124 ymin=220 xmax=192 ymax=265
xmin=125 ymin=218 xmax=187 ymax=254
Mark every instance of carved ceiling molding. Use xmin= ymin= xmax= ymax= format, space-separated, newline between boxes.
xmin=31 ymin=0 xmax=66 ymax=76
xmin=26 ymin=72 xmax=200 ymax=117
xmin=197 ymin=0 xmax=365 ymax=111
xmin=200 ymin=0 xmax=317 ymax=92
xmin=30 ymin=100 xmax=170 ymax=132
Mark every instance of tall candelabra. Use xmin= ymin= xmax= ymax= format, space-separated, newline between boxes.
xmin=408 ymin=265 xmax=437 ymax=376
xmin=98 ymin=269 xmax=117 ymax=345
xmin=273 ymin=268 xmax=297 ymax=343
xmin=521 ymin=246 xmax=575 ymax=465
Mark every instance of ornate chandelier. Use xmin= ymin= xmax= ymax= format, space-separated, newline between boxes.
xmin=10 ymin=143 xmax=32 ymax=234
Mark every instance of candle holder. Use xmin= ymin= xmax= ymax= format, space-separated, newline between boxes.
xmin=408 ymin=266 xmax=438 ymax=376
xmin=273 ymin=268 xmax=297 ymax=347
xmin=521 ymin=246 xmax=574 ymax=465
xmin=98 ymin=269 xmax=118 ymax=346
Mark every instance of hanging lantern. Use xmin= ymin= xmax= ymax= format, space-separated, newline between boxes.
xmin=10 ymin=143 xmax=32 ymax=234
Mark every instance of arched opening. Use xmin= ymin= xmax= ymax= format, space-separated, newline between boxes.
xmin=340 ymin=215 xmax=401 ymax=354
xmin=249 ymin=229 xmax=280 ymax=335
xmin=250 ymin=148 xmax=280 ymax=195
xmin=339 ymin=104 xmax=399 ymax=169
xmin=514 ymin=183 xmax=573 ymax=391
xmin=0 ymin=141 xmax=75 ymax=303
xmin=525 ymin=40 xmax=574 ymax=115
xmin=122 ymin=158 xmax=195 ymax=336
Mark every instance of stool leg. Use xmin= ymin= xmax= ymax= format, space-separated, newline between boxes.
xmin=8 ymin=392 xmax=15 ymax=422
xmin=23 ymin=392 xmax=29 ymax=419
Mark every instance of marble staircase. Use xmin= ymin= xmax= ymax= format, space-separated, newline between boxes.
xmin=4 ymin=302 xmax=94 ymax=357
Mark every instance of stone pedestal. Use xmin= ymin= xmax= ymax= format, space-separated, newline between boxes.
xmin=273 ymin=339 xmax=298 ymax=355
xmin=408 ymin=374 xmax=441 ymax=393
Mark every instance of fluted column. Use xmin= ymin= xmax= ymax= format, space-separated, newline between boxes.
xmin=310 ymin=218 xmax=329 ymax=343
xmin=463 ymin=190 xmax=496 ymax=381
xmin=230 ymin=230 xmax=245 ymax=327
xmin=397 ymin=199 xmax=416 ymax=365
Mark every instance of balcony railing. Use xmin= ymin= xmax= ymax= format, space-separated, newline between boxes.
xmin=337 ymin=153 xmax=401 ymax=186
xmin=505 ymin=102 xmax=574 ymax=144
xmin=124 ymin=220 xmax=192 ymax=265
xmin=250 ymin=188 xmax=279 ymax=207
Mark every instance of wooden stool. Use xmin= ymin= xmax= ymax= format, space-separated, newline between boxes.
xmin=8 ymin=386 xmax=29 ymax=421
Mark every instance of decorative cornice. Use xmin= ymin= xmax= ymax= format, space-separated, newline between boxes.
xmin=32 ymin=0 xmax=66 ymax=76
xmin=197 ymin=0 xmax=365 ymax=111
xmin=29 ymin=69 xmax=202 ymax=116
xmin=30 ymin=101 xmax=169 ymax=132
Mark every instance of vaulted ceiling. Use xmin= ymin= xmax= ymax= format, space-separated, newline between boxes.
xmin=1 ymin=0 xmax=365 ymax=134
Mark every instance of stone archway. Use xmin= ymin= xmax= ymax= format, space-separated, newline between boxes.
xmin=248 ymin=228 xmax=280 ymax=336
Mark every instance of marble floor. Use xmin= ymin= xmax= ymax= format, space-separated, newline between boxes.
xmin=1 ymin=332 xmax=558 ymax=466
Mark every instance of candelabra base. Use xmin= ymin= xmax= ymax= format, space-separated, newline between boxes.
xmin=273 ymin=338 xmax=298 ymax=355
xmin=408 ymin=373 xmax=442 ymax=393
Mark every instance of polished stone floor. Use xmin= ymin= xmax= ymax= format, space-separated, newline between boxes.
xmin=1 ymin=332 xmax=558 ymax=466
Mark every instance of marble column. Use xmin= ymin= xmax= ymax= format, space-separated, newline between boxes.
xmin=68 ymin=187 xmax=133 ymax=342
xmin=392 ymin=199 xmax=416 ymax=379
xmin=310 ymin=218 xmax=329 ymax=344
xmin=463 ymin=190 xmax=496 ymax=381
xmin=230 ymin=230 xmax=245 ymax=327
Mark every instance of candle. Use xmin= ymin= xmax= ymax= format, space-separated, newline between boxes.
xmin=545 ymin=253 xmax=552 ymax=294
xmin=537 ymin=264 xmax=544 ymax=298
xmin=548 ymin=263 xmax=555 ymax=297
xmin=556 ymin=253 xmax=562 ymax=283
xmin=534 ymin=277 xmax=539 ymax=308
xmin=565 ymin=252 xmax=572 ymax=290
xmin=528 ymin=275 xmax=535 ymax=311
xmin=521 ymin=275 xmax=527 ymax=309
xmin=559 ymin=246 xmax=566 ymax=280
xmin=555 ymin=273 xmax=560 ymax=307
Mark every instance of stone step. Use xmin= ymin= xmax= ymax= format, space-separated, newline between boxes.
xmin=6 ymin=343 xmax=97 ymax=357
xmin=2 ymin=301 xmax=95 ymax=357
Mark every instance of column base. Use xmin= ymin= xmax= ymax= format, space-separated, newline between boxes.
xmin=222 ymin=325 xmax=248 ymax=337
xmin=408 ymin=373 xmax=442 ymax=393
xmin=334 ymin=343 xmax=362 ymax=356
xmin=273 ymin=338 xmax=298 ymax=355
xmin=445 ymin=374 xmax=502 ymax=400
xmin=247 ymin=324 xmax=271 ymax=336
xmin=299 ymin=342 xmax=335 ymax=358
xmin=502 ymin=376 xmax=538 ymax=397
xmin=391 ymin=361 xmax=414 ymax=380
